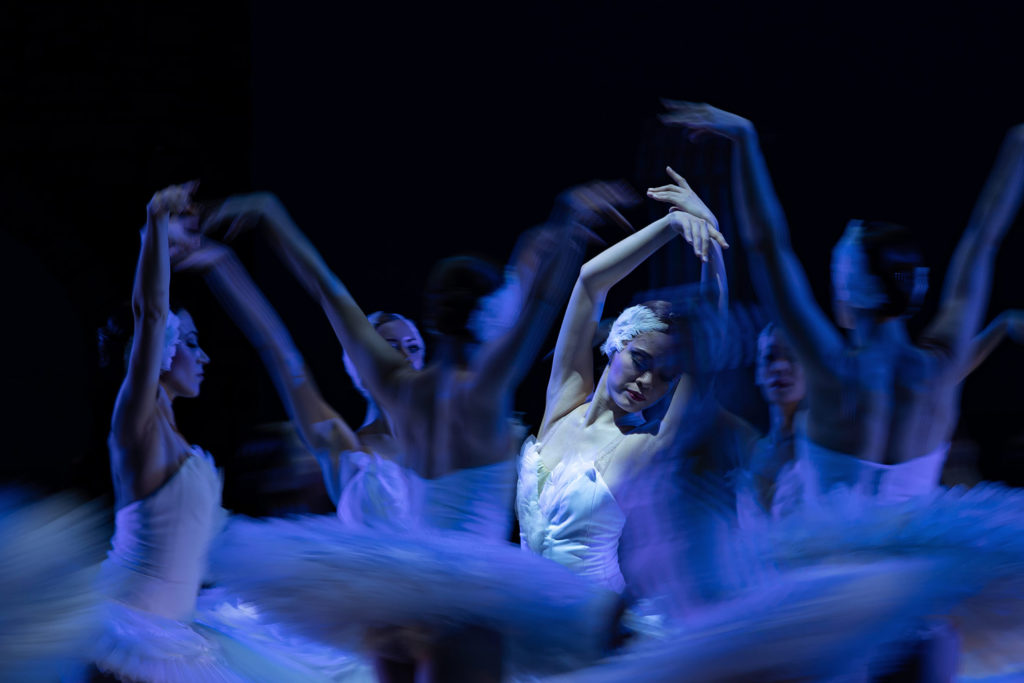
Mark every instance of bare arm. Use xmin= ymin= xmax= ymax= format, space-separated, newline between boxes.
xmin=701 ymin=238 xmax=728 ymax=316
xmin=659 ymin=240 xmax=729 ymax=440
xmin=177 ymin=240 xmax=361 ymax=503
xmin=922 ymin=125 xmax=1024 ymax=367
xmin=958 ymin=309 xmax=1024 ymax=381
xmin=469 ymin=221 xmax=589 ymax=419
xmin=661 ymin=104 xmax=846 ymax=371
xmin=204 ymin=194 xmax=412 ymax=415
xmin=112 ymin=185 xmax=196 ymax=448
xmin=543 ymin=173 xmax=726 ymax=434
xmin=541 ymin=215 xmax=676 ymax=433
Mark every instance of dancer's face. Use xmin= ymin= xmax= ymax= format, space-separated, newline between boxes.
xmin=163 ymin=310 xmax=209 ymax=399
xmin=756 ymin=329 xmax=805 ymax=407
xmin=376 ymin=319 xmax=425 ymax=370
xmin=607 ymin=331 xmax=678 ymax=413
xmin=168 ymin=212 xmax=200 ymax=235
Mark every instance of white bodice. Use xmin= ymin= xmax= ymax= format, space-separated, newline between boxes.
xmin=516 ymin=437 xmax=626 ymax=593
xmin=101 ymin=448 xmax=225 ymax=621
xmin=336 ymin=451 xmax=515 ymax=540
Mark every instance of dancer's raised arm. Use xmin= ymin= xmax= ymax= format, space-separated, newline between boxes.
xmin=113 ymin=184 xmax=197 ymax=453
xmin=176 ymin=239 xmax=360 ymax=504
xmin=542 ymin=173 xmax=726 ymax=433
xmin=661 ymin=103 xmax=845 ymax=371
xmin=204 ymin=194 xmax=412 ymax=415
xmin=465 ymin=183 xmax=631 ymax=414
xmin=921 ymin=125 xmax=1024 ymax=365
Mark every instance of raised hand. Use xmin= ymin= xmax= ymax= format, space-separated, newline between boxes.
xmin=173 ymin=237 xmax=234 ymax=273
xmin=146 ymin=181 xmax=200 ymax=261
xmin=147 ymin=181 xmax=197 ymax=217
xmin=647 ymin=166 xmax=721 ymax=226
xmin=201 ymin=192 xmax=286 ymax=241
xmin=659 ymin=101 xmax=755 ymax=140
xmin=550 ymin=180 xmax=638 ymax=234
xmin=647 ymin=167 xmax=728 ymax=261
xmin=669 ymin=210 xmax=726 ymax=262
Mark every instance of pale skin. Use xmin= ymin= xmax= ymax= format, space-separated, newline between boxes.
xmin=960 ymin=309 xmax=1024 ymax=380
xmin=203 ymin=183 xmax=632 ymax=481
xmin=536 ymin=168 xmax=730 ymax=494
xmin=109 ymin=182 xmax=210 ymax=509
xmin=661 ymin=102 xmax=1024 ymax=464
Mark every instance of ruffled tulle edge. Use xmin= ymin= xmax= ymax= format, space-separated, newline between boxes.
xmin=546 ymin=559 xmax=967 ymax=683
xmin=741 ymin=482 xmax=1024 ymax=678
xmin=92 ymin=597 xmax=371 ymax=682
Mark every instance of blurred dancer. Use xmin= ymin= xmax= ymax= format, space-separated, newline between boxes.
xmin=176 ymin=238 xmax=426 ymax=514
xmin=91 ymin=184 xmax=362 ymax=682
xmin=202 ymin=185 xmax=632 ymax=682
xmin=516 ymin=167 xmax=761 ymax=619
xmin=740 ymin=310 xmax=1023 ymax=522
xmin=662 ymin=102 xmax=1024 ymax=499
xmin=663 ymin=103 xmax=1024 ymax=681
xmin=735 ymin=323 xmax=807 ymax=520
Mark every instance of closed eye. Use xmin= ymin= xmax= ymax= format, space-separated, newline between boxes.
xmin=631 ymin=351 xmax=651 ymax=371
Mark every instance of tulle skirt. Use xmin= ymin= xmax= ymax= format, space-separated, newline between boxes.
xmin=0 ymin=491 xmax=106 ymax=682
xmin=92 ymin=587 xmax=374 ymax=682
xmin=545 ymin=558 xmax=964 ymax=683
xmin=208 ymin=513 xmax=621 ymax=676
xmin=736 ymin=482 xmax=1024 ymax=680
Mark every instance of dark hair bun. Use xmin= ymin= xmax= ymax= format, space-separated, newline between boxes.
xmin=423 ymin=256 xmax=502 ymax=341
xmin=859 ymin=221 xmax=927 ymax=317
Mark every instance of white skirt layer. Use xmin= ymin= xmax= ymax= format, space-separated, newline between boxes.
xmin=738 ymin=482 xmax=1024 ymax=680
xmin=92 ymin=589 xmax=374 ymax=683
xmin=209 ymin=514 xmax=620 ymax=674
xmin=544 ymin=558 xmax=968 ymax=683
xmin=0 ymin=491 xmax=106 ymax=682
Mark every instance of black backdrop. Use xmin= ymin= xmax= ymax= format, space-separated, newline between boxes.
xmin=5 ymin=1 xmax=1024 ymax=501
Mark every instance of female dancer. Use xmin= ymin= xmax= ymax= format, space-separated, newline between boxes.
xmin=92 ymin=183 xmax=363 ymax=682
xmin=175 ymin=236 xmax=427 ymax=518
xmin=739 ymin=310 xmax=1023 ymax=523
xmin=515 ymin=166 xmax=761 ymax=618
xmin=202 ymin=185 xmax=635 ymax=681
xmin=662 ymin=103 xmax=1024 ymax=680
xmin=733 ymin=322 xmax=807 ymax=521
xmin=661 ymin=101 xmax=1024 ymax=501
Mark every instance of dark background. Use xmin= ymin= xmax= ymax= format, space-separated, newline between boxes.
xmin=4 ymin=2 xmax=1024 ymax=506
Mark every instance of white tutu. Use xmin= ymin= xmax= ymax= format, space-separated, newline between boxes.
xmin=0 ymin=491 xmax=106 ymax=682
xmin=209 ymin=513 xmax=621 ymax=674
xmin=94 ymin=595 xmax=372 ymax=682
xmin=738 ymin=482 xmax=1024 ymax=679
xmin=544 ymin=558 xmax=964 ymax=683
xmin=93 ymin=449 xmax=368 ymax=682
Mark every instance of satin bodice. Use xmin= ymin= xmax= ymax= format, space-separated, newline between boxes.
xmin=336 ymin=451 xmax=515 ymax=540
xmin=796 ymin=439 xmax=948 ymax=504
xmin=102 ymin=448 xmax=225 ymax=621
xmin=516 ymin=437 xmax=626 ymax=592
